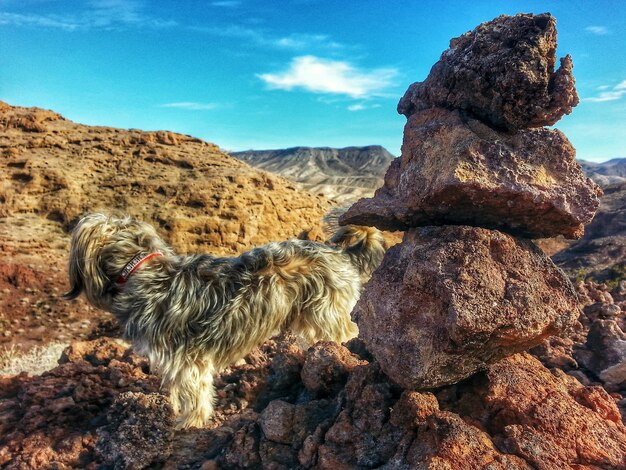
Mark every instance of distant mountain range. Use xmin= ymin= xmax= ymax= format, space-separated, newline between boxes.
xmin=578 ymin=158 xmax=626 ymax=187
xmin=230 ymin=146 xmax=395 ymax=205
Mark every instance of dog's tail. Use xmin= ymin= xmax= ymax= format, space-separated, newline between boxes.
xmin=325 ymin=209 xmax=386 ymax=282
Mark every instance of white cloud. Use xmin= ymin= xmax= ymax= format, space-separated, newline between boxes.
xmin=347 ymin=103 xmax=382 ymax=112
xmin=211 ymin=1 xmax=241 ymax=6
xmin=0 ymin=12 xmax=80 ymax=30
xmin=585 ymin=80 xmax=626 ymax=102
xmin=189 ymin=25 xmax=343 ymax=51
xmin=0 ymin=0 xmax=176 ymax=30
xmin=347 ymin=104 xmax=366 ymax=111
xmin=1 ymin=3 xmax=340 ymax=52
xmin=585 ymin=25 xmax=610 ymax=35
xmin=159 ymin=102 xmax=219 ymax=110
xmin=258 ymin=56 xmax=398 ymax=99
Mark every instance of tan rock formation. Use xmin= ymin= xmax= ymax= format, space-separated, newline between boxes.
xmin=0 ymin=102 xmax=330 ymax=256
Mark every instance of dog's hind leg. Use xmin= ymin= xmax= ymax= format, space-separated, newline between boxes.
xmin=165 ymin=360 xmax=216 ymax=429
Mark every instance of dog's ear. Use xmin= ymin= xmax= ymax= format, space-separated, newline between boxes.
xmin=63 ymin=284 xmax=82 ymax=300
xmin=63 ymin=259 xmax=84 ymax=300
xmin=63 ymin=229 xmax=85 ymax=300
xmin=63 ymin=213 xmax=107 ymax=302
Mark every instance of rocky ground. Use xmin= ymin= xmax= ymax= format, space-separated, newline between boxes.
xmin=552 ymin=182 xmax=626 ymax=287
xmin=0 ymin=281 xmax=624 ymax=469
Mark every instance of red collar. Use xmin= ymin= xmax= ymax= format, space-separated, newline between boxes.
xmin=115 ymin=252 xmax=163 ymax=286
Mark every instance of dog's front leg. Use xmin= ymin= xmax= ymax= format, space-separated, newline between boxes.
xmin=165 ymin=360 xmax=216 ymax=429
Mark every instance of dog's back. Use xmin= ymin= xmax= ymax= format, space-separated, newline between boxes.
xmin=328 ymin=225 xmax=386 ymax=283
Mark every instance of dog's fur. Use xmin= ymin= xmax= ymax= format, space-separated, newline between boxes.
xmin=64 ymin=213 xmax=385 ymax=428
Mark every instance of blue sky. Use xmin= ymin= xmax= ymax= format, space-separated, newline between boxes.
xmin=1 ymin=1 xmax=624 ymax=162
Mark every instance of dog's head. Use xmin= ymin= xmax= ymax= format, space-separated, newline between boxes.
xmin=64 ymin=213 xmax=172 ymax=311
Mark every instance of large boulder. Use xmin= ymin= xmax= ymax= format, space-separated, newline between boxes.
xmin=340 ymin=108 xmax=601 ymax=238
xmin=352 ymin=225 xmax=580 ymax=390
xmin=397 ymin=13 xmax=578 ymax=130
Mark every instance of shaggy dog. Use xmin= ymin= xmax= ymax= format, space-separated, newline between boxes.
xmin=64 ymin=213 xmax=385 ymax=428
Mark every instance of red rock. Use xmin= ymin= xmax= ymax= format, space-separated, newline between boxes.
xmin=0 ymin=338 xmax=160 ymax=468
xmin=95 ymin=391 xmax=174 ymax=469
xmin=59 ymin=337 xmax=128 ymax=366
xmin=340 ymin=108 xmax=600 ymax=238
xmin=576 ymin=319 xmax=626 ymax=392
xmin=478 ymin=354 xmax=626 ymax=469
xmin=4 ymin=337 xmax=624 ymax=468
xmin=260 ymin=400 xmax=295 ymax=445
xmin=213 ymin=346 xmax=626 ymax=469
xmin=352 ymin=226 xmax=580 ymax=390
xmin=301 ymin=341 xmax=365 ymax=396
xmin=397 ymin=13 xmax=578 ymax=131
xmin=406 ymin=411 xmax=532 ymax=469
xmin=389 ymin=391 xmax=439 ymax=427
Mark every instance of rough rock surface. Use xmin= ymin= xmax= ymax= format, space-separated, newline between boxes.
xmin=0 ymin=101 xmax=330 ymax=255
xmin=531 ymin=282 xmax=626 ymax=403
xmin=300 ymin=341 xmax=366 ymax=396
xmin=95 ymin=392 xmax=174 ymax=469
xmin=340 ymin=107 xmax=600 ymax=238
xmin=0 ymin=336 xmax=298 ymax=468
xmin=352 ymin=226 xmax=579 ymax=390
xmin=214 ymin=346 xmax=626 ymax=469
xmin=397 ymin=13 xmax=578 ymax=130
xmin=0 ymin=338 xmax=160 ymax=468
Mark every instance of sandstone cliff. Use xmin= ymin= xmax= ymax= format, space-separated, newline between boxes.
xmin=0 ymin=101 xmax=330 ymax=255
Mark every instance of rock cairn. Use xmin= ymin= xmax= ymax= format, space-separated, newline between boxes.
xmin=341 ymin=13 xmax=602 ymax=390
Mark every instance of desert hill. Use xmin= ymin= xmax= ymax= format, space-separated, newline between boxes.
xmin=0 ymin=101 xmax=331 ymax=255
xmin=231 ymin=143 xmax=625 ymax=285
xmin=0 ymin=101 xmax=331 ymax=350
xmin=229 ymin=144 xmax=624 ymax=210
xmin=231 ymin=145 xmax=395 ymax=205
xmin=552 ymin=181 xmax=626 ymax=285
xmin=579 ymin=158 xmax=626 ymax=187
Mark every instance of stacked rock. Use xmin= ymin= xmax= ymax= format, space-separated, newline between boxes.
xmin=340 ymin=13 xmax=602 ymax=390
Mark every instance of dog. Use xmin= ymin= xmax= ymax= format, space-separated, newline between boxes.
xmin=64 ymin=213 xmax=385 ymax=428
